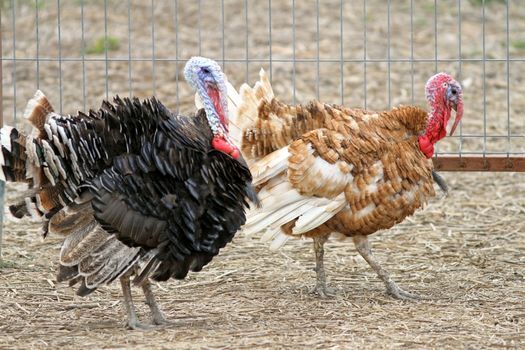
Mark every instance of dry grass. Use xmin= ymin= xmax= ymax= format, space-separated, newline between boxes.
xmin=1 ymin=1 xmax=525 ymax=349
xmin=1 ymin=174 xmax=524 ymax=349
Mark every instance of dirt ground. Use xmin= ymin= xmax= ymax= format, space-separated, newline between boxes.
xmin=1 ymin=1 xmax=524 ymax=349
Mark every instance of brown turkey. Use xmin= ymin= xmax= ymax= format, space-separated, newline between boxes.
xmin=234 ymin=69 xmax=463 ymax=298
xmin=0 ymin=57 xmax=258 ymax=329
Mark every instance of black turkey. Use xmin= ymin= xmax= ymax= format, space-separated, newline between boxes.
xmin=0 ymin=56 xmax=258 ymax=329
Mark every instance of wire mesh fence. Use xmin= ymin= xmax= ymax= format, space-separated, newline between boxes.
xmin=1 ymin=0 xmax=524 ymax=163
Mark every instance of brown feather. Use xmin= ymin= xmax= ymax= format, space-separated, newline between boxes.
xmin=242 ymin=73 xmax=436 ymax=247
xmin=23 ymin=90 xmax=54 ymax=139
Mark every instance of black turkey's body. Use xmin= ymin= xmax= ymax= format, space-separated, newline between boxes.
xmin=2 ymin=56 xmax=258 ymax=329
xmin=2 ymin=95 xmax=256 ymax=290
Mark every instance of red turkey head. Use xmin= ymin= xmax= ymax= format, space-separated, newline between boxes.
xmin=425 ymin=72 xmax=464 ymax=139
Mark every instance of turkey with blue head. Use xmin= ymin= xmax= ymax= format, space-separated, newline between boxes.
xmin=0 ymin=56 xmax=259 ymax=329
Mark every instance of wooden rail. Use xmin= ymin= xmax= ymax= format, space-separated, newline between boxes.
xmin=433 ymin=156 xmax=525 ymax=172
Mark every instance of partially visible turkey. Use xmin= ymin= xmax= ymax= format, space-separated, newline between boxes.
xmin=0 ymin=57 xmax=258 ymax=329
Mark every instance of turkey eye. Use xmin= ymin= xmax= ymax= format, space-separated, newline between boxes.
xmin=202 ymin=68 xmax=211 ymax=74
xmin=442 ymin=82 xmax=448 ymax=88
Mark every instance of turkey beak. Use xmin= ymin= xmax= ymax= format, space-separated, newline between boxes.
xmin=205 ymin=79 xmax=218 ymax=90
xmin=449 ymin=99 xmax=463 ymax=136
xmin=448 ymin=85 xmax=463 ymax=136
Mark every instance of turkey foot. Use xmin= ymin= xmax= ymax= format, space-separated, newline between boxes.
xmin=311 ymin=235 xmax=336 ymax=298
xmin=311 ymin=282 xmax=337 ymax=298
xmin=120 ymin=275 xmax=155 ymax=331
xmin=126 ymin=317 xmax=155 ymax=331
xmin=386 ymin=282 xmax=420 ymax=301
xmin=142 ymin=279 xmax=171 ymax=326
xmin=353 ymin=235 xmax=420 ymax=301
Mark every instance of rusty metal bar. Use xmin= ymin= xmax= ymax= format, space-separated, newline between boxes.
xmin=433 ymin=156 xmax=525 ymax=172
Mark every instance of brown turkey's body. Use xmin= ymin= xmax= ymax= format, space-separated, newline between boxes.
xmin=238 ymin=69 xmax=445 ymax=299
xmin=245 ymin=101 xmax=434 ymax=241
xmin=287 ymin=123 xmax=435 ymax=238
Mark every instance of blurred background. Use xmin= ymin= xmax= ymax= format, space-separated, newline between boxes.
xmin=1 ymin=0 xmax=524 ymax=157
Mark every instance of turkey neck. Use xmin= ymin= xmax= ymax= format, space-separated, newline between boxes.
xmin=198 ymin=84 xmax=229 ymax=138
xmin=422 ymin=104 xmax=451 ymax=146
xmin=417 ymin=101 xmax=452 ymax=159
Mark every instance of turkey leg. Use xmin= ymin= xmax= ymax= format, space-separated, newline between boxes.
xmin=141 ymin=279 xmax=169 ymax=325
xmin=312 ymin=235 xmax=336 ymax=298
xmin=120 ymin=275 xmax=153 ymax=330
xmin=352 ymin=235 xmax=419 ymax=300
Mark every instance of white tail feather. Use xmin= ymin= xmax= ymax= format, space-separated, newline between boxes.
xmin=244 ymin=198 xmax=310 ymax=236
xmin=23 ymin=90 xmax=47 ymax=120
xmin=24 ymin=197 xmax=41 ymax=220
xmin=291 ymin=193 xmax=347 ymax=235
xmin=244 ymin=173 xmax=346 ymax=249
xmin=269 ymin=232 xmax=290 ymax=251
xmin=1 ymin=126 xmax=14 ymax=153
xmin=0 ymin=126 xmax=13 ymax=180
xmin=260 ymin=227 xmax=280 ymax=243
xmin=225 ymin=79 xmax=244 ymax=145
xmin=260 ymin=227 xmax=290 ymax=251
xmin=250 ymin=147 xmax=289 ymax=186
xmin=229 ymin=68 xmax=275 ymax=146
xmin=194 ymin=92 xmax=203 ymax=110
xmin=253 ymin=68 xmax=274 ymax=101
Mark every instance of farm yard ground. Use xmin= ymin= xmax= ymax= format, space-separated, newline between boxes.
xmin=1 ymin=1 xmax=525 ymax=349
xmin=1 ymin=173 xmax=524 ymax=349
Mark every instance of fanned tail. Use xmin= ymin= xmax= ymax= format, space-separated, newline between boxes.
xmin=194 ymin=69 xmax=275 ymax=149
xmin=3 ymin=89 xmax=56 ymax=184
xmin=0 ymin=126 xmax=28 ymax=182
xmin=24 ymin=90 xmax=55 ymax=138
xmin=236 ymin=68 xmax=274 ymax=138
xmin=2 ymin=90 xmax=58 ymax=221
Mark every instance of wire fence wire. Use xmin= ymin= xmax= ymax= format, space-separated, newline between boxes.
xmin=0 ymin=0 xmax=524 ymax=162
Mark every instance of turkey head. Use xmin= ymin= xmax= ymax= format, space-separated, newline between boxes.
xmin=419 ymin=72 xmax=463 ymax=158
xmin=184 ymin=56 xmax=240 ymax=159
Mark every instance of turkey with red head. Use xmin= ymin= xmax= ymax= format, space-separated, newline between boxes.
xmin=235 ymin=70 xmax=463 ymax=298
xmin=0 ymin=56 xmax=258 ymax=329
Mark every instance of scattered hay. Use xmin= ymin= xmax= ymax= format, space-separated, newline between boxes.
xmin=1 ymin=173 xmax=523 ymax=349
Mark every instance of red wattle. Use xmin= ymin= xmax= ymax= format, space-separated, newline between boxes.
xmin=211 ymin=136 xmax=240 ymax=160
xmin=207 ymin=86 xmax=228 ymax=132
xmin=418 ymin=135 xmax=434 ymax=158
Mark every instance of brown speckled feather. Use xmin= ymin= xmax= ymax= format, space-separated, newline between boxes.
xmin=241 ymin=70 xmax=435 ymax=247
xmin=237 ymin=70 xmax=427 ymax=161
xmin=55 ymin=203 xmax=142 ymax=295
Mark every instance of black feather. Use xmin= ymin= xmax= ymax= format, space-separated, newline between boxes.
xmin=432 ymin=170 xmax=448 ymax=195
xmin=3 ymin=95 xmax=258 ymax=292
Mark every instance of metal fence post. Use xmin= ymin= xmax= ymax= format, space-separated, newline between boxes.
xmin=0 ymin=6 xmax=5 ymax=261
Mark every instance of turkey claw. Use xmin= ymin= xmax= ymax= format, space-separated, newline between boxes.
xmin=311 ymin=284 xmax=337 ymax=298
xmin=126 ymin=319 xmax=156 ymax=331
xmin=386 ymin=284 xmax=421 ymax=301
